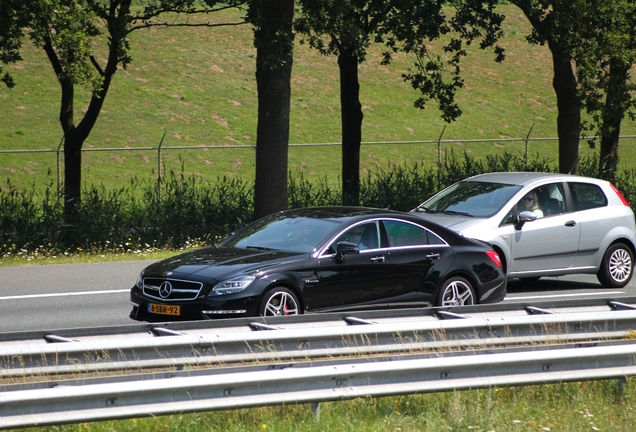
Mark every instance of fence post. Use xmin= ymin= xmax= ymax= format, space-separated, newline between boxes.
xmin=56 ymin=137 xmax=64 ymax=199
xmin=437 ymin=126 xmax=446 ymax=189
xmin=525 ymin=123 xmax=535 ymax=169
xmin=157 ymin=131 xmax=166 ymax=201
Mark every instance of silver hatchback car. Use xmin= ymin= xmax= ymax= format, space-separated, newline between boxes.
xmin=411 ymin=172 xmax=636 ymax=287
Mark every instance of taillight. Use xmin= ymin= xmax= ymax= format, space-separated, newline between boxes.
xmin=485 ymin=250 xmax=502 ymax=268
xmin=610 ymin=183 xmax=630 ymax=207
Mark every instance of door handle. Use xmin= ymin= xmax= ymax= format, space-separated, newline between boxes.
xmin=369 ymin=256 xmax=385 ymax=263
xmin=565 ymin=220 xmax=577 ymax=227
xmin=426 ymin=253 xmax=441 ymax=259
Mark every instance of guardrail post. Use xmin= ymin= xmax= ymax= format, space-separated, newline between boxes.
xmin=311 ymin=402 xmax=321 ymax=420
xmin=617 ymin=376 xmax=627 ymax=401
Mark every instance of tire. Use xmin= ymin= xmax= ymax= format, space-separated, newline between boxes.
xmin=597 ymin=243 xmax=634 ymax=288
xmin=259 ymin=287 xmax=301 ymax=316
xmin=436 ymin=277 xmax=476 ymax=307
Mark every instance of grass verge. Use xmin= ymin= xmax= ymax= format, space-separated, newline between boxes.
xmin=18 ymin=379 xmax=635 ymax=431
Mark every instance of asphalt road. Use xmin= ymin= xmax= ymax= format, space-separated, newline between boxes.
xmin=1 ymin=260 xmax=635 ymax=333
xmin=0 ymin=260 xmax=156 ymax=333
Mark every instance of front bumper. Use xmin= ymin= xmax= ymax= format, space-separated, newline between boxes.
xmin=129 ymin=286 xmax=261 ymax=322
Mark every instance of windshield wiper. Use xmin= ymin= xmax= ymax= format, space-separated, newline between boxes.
xmin=244 ymin=245 xmax=276 ymax=251
xmin=441 ymin=210 xmax=474 ymax=217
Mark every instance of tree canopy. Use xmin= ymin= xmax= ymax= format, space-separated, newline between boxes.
xmin=511 ymin=0 xmax=636 ymax=177
xmin=296 ymin=0 xmax=504 ymax=204
xmin=573 ymin=0 xmax=636 ymax=180
xmin=0 ymin=0 xmax=245 ymax=239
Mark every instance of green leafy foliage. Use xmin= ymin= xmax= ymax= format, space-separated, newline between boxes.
xmin=2 ymin=152 xmax=634 ymax=257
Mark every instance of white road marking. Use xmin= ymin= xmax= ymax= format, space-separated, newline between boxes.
xmin=505 ymin=291 xmax=625 ymax=300
xmin=0 ymin=289 xmax=130 ymax=301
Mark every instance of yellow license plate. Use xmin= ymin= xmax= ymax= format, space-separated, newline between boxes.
xmin=149 ymin=303 xmax=181 ymax=316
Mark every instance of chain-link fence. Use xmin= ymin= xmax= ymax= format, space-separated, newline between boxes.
xmin=2 ymin=129 xmax=636 ymax=197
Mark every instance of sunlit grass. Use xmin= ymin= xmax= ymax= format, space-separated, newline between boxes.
xmin=17 ymin=379 xmax=635 ymax=431
xmin=0 ymin=241 xmax=201 ymax=267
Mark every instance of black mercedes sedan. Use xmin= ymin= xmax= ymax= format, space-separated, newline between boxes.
xmin=130 ymin=207 xmax=506 ymax=321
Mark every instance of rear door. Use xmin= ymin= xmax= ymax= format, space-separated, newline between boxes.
xmin=383 ymin=219 xmax=452 ymax=308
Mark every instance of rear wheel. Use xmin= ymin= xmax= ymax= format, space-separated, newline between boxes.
xmin=259 ymin=287 xmax=300 ymax=316
xmin=597 ymin=243 xmax=634 ymax=288
xmin=436 ymin=277 xmax=476 ymax=307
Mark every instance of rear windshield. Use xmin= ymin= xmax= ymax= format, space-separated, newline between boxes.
xmin=414 ymin=181 xmax=522 ymax=218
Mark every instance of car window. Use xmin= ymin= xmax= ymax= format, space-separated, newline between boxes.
xmin=329 ymin=221 xmax=380 ymax=252
xmin=415 ymin=181 xmax=522 ymax=218
xmin=516 ymin=189 xmax=545 ymax=218
xmin=384 ymin=220 xmax=443 ymax=247
xmin=519 ymin=183 xmax=566 ymax=217
xmin=538 ymin=183 xmax=566 ymax=216
xmin=500 ymin=182 xmax=567 ymax=225
xmin=569 ymin=182 xmax=608 ymax=211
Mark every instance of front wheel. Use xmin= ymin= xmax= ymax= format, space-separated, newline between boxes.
xmin=259 ymin=287 xmax=301 ymax=316
xmin=436 ymin=277 xmax=476 ymax=307
xmin=597 ymin=243 xmax=634 ymax=288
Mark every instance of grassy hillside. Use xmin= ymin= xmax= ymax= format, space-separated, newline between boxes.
xmin=1 ymin=5 xmax=635 ymax=193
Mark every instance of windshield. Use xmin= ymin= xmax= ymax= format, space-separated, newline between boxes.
xmin=221 ymin=214 xmax=341 ymax=253
xmin=415 ymin=181 xmax=522 ymax=218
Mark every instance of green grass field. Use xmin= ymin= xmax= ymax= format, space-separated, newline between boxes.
xmin=2 ymin=5 xmax=635 ymax=195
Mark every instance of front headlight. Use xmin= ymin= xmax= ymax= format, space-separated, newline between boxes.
xmin=211 ymin=275 xmax=256 ymax=295
xmin=135 ymin=272 xmax=144 ymax=289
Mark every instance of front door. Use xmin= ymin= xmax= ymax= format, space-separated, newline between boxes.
xmin=314 ymin=221 xmax=390 ymax=312
xmin=509 ymin=212 xmax=580 ymax=274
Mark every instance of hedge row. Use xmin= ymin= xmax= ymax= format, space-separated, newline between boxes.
xmin=2 ymin=151 xmax=635 ymax=256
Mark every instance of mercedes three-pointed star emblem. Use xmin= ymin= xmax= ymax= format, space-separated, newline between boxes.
xmin=159 ymin=281 xmax=173 ymax=299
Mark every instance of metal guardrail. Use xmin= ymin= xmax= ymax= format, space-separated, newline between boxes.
xmin=2 ymin=298 xmax=636 ymax=428
xmin=0 ymin=298 xmax=633 ymax=376
xmin=2 ymin=341 xmax=636 ymax=429
xmin=2 ymin=297 xmax=636 ymax=377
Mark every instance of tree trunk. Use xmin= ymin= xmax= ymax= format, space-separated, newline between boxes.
xmin=63 ymin=131 xmax=83 ymax=225
xmin=338 ymin=46 xmax=363 ymax=206
xmin=252 ymin=0 xmax=294 ymax=220
xmin=513 ymin=1 xmax=582 ymax=175
xmin=547 ymin=39 xmax=581 ymax=175
xmin=598 ymin=58 xmax=629 ymax=181
xmin=43 ymin=31 xmax=117 ymax=233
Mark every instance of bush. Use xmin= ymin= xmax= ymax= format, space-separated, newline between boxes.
xmin=2 ymin=151 xmax=632 ymax=257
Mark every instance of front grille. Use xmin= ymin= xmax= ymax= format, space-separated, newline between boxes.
xmin=143 ymin=277 xmax=204 ymax=301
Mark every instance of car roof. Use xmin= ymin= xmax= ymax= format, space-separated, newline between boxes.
xmin=278 ymin=206 xmax=471 ymax=239
xmin=462 ymin=172 xmax=606 ymax=187
xmin=276 ymin=206 xmax=404 ymax=220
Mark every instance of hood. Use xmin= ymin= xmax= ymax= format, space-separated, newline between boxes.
xmin=412 ymin=213 xmax=486 ymax=232
xmin=143 ymin=246 xmax=307 ymax=281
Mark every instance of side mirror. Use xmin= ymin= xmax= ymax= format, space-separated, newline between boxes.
xmin=514 ymin=210 xmax=537 ymax=230
xmin=334 ymin=241 xmax=360 ymax=263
